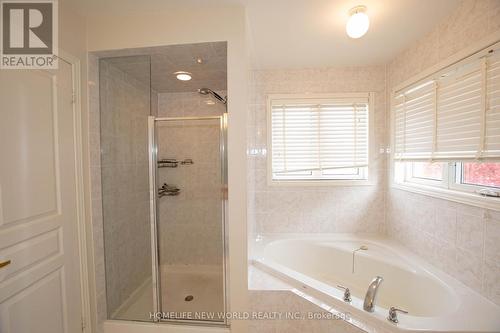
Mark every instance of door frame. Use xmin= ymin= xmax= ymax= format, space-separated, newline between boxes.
xmin=56 ymin=49 xmax=92 ymax=333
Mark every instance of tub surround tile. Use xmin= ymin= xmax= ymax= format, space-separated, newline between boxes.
xmin=248 ymin=320 xmax=277 ymax=333
xmin=433 ymin=208 xmax=457 ymax=244
xmin=484 ymin=219 xmax=500 ymax=263
xmin=248 ymin=289 xmax=365 ymax=333
xmin=456 ymin=203 xmax=487 ymax=219
xmin=455 ymin=248 xmax=483 ymax=289
xmin=486 ymin=208 xmax=500 ymax=221
xmin=248 ymin=264 xmax=388 ymax=332
xmin=248 ymin=265 xmax=291 ymax=291
xmin=248 ymin=65 xmax=387 ymax=237
xmin=482 ymin=259 xmax=500 ymax=305
xmin=456 ymin=214 xmax=485 ymax=257
xmin=386 ymin=188 xmax=498 ymax=302
xmin=385 ymin=1 xmax=500 ymax=306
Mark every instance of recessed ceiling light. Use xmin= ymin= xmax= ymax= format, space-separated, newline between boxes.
xmin=174 ymin=71 xmax=192 ymax=81
xmin=196 ymin=58 xmax=204 ymax=64
xmin=346 ymin=5 xmax=370 ymax=39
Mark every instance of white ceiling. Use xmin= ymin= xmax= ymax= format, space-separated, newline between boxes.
xmin=241 ymin=0 xmax=461 ymax=69
xmin=72 ymin=0 xmax=462 ymax=70
xmin=101 ymin=42 xmax=227 ymax=93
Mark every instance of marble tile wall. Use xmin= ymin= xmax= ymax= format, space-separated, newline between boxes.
xmin=247 ymin=0 xmax=500 ymax=308
xmin=387 ymin=190 xmax=500 ymax=305
xmin=86 ymin=2 xmax=500 ymax=328
xmin=88 ymin=63 xmax=227 ymax=326
xmin=387 ymin=0 xmax=500 ymax=87
xmin=386 ymin=0 xmax=500 ymax=306
xmin=88 ymin=54 xmax=107 ymax=330
xmin=248 ymin=290 xmax=364 ymax=333
xmin=158 ymin=91 xmax=226 ymax=118
xmin=247 ymin=66 xmax=388 ymax=237
xmin=156 ymin=92 xmax=226 ymax=266
xmin=98 ymin=59 xmax=154 ymax=316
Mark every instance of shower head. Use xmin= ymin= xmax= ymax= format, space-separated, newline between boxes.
xmin=198 ymin=88 xmax=227 ymax=105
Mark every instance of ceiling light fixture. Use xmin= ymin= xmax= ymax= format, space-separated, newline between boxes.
xmin=174 ymin=71 xmax=192 ymax=81
xmin=346 ymin=5 xmax=369 ymax=39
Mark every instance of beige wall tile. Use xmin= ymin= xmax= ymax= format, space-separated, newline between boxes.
xmin=386 ymin=0 xmax=500 ymax=305
xmin=248 ymin=65 xmax=387 ymax=236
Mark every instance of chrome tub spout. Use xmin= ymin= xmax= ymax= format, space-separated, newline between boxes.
xmin=363 ymin=276 xmax=384 ymax=312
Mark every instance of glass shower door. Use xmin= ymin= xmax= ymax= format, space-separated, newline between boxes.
xmin=150 ymin=115 xmax=227 ymax=324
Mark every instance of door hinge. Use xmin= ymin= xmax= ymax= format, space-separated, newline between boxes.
xmin=72 ymin=91 xmax=76 ymax=105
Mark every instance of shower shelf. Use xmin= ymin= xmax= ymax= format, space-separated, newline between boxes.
xmin=158 ymin=159 xmax=178 ymax=168
xmin=157 ymin=158 xmax=194 ymax=168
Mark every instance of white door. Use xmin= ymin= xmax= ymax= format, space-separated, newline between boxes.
xmin=0 ymin=59 xmax=83 ymax=333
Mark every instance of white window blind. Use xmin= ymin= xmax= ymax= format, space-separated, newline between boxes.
xmin=270 ymin=96 xmax=369 ymax=177
xmin=394 ymin=43 xmax=500 ymax=161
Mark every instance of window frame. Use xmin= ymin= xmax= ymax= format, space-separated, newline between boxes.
xmin=404 ymin=161 xmax=449 ymax=188
xmin=266 ymin=93 xmax=375 ymax=186
xmin=272 ymin=166 xmax=368 ymax=181
xmin=390 ymin=36 xmax=500 ymax=211
xmin=392 ymin=41 xmax=500 ymax=162
xmin=450 ymin=162 xmax=500 ymax=193
xmin=393 ymin=161 xmax=500 ymax=210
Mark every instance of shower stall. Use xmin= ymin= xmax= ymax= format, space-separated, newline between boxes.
xmin=97 ymin=42 xmax=228 ymax=326
xmin=148 ymin=114 xmax=227 ymax=323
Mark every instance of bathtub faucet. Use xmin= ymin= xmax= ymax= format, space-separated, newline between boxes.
xmin=363 ymin=276 xmax=384 ymax=312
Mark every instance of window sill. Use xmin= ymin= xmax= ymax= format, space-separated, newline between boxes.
xmin=392 ymin=181 xmax=500 ymax=211
xmin=268 ymin=179 xmax=376 ymax=187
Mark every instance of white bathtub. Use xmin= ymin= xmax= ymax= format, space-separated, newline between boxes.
xmin=251 ymin=234 xmax=500 ymax=332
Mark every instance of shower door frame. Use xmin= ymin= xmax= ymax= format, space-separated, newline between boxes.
xmin=147 ymin=114 xmax=229 ymax=326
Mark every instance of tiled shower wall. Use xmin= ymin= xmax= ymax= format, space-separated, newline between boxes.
xmin=88 ymin=54 xmax=107 ymax=329
xmin=100 ymin=60 xmax=153 ymax=315
xmin=247 ymin=66 xmax=388 ymax=236
xmin=386 ymin=0 xmax=500 ymax=305
xmin=156 ymin=92 xmax=226 ymax=266
xmin=88 ymin=66 xmax=227 ymax=325
xmin=91 ymin=58 xmax=155 ymax=318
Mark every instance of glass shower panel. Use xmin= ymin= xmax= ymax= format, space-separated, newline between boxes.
xmin=99 ymin=55 xmax=154 ymax=321
xmin=155 ymin=117 xmax=225 ymax=323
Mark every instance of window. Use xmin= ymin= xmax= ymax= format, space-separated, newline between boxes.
xmin=411 ymin=162 xmax=445 ymax=181
xmin=397 ymin=161 xmax=500 ymax=193
xmin=394 ymin=45 xmax=500 ymax=161
xmin=459 ymin=162 xmax=500 ymax=188
xmin=392 ymin=42 xmax=500 ymax=208
xmin=268 ymin=93 xmax=373 ymax=184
